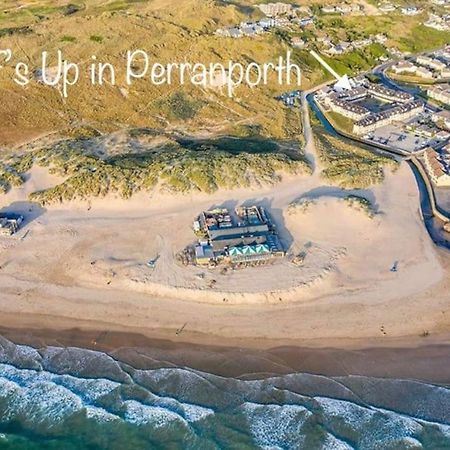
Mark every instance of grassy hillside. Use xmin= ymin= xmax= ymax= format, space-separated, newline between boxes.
xmin=0 ymin=129 xmax=311 ymax=203
xmin=1 ymin=0 xmax=448 ymax=148
xmin=0 ymin=0 xmax=304 ymax=147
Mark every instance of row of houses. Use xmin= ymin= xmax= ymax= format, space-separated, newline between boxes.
xmin=353 ymin=100 xmax=424 ymax=135
xmin=326 ymin=97 xmax=370 ymax=120
xmin=428 ymin=86 xmax=450 ymax=106
xmin=216 ymin=1 xmax=318 ymax=39
xmin=215 ymin=15 xmax=314 ymax=39
xmin=391 ymin=53 xmax=450 ymax=81
xmin=417 ymin=56 xmax=450 ymax=73
xmin=366 ymin=82 xmax=414 ymax=103
xmin=391 ymin=61 xmax=434 ymax=80
xmin=379 ymin=3 xmax=396 ymax=13
xmin=320 ymin=80 xmax=424 ymax=135
xmin=378 ymin=3 xmax=421 ymax=15
xmin=257 ymin=2 xmax=292 ymax=17
xmin=322 ymin=87 xmax=370 ymax=120
xmin=432 ymin=110 xmax=450 ymax=130
xmin=423 ymin=147 xmax=450 ymax=187
xmin=321 ymin=3 xmax=364 ymax=15
xmin=216 ymin=20 xmax=274 ymax=38
xmin=322 ymin=33 xmax=387 ymax=56
xmin=400 ymin=6 xmax=421 ymax=16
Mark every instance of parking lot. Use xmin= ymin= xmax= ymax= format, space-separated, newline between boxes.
xmin=367 ymin=124 xmax=433 ymax=152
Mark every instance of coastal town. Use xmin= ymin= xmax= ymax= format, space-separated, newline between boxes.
xmin=2 ymin=1 xmax=450 ymax=447
xmin=213 ymin=0 xmax=450 ymax=59
xmin=314 ymin=45 xmax=450 ymax=193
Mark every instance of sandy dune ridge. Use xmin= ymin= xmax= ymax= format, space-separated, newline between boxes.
xmin=0 ymin=160 xmax=448 ymax=347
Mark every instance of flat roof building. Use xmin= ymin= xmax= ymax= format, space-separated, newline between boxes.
xmin=353 ymin=100 xmax=424 ymax=135
xmin=193 ymin=206 xmax=284 ymax=266
xmin=0 ymin=214 xmax=23 ymax=236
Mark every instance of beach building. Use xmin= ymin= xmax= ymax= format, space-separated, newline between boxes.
xmin=195 ymin=244 xmax=214 ymax=266
xmin=193 ymin=206 xmax=284 ymax=266
xmin=0 ymin=214 xmax=24 ymax=236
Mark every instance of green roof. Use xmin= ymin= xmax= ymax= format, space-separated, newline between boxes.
xmin=229 ymin=244 xmax=270 ymax=256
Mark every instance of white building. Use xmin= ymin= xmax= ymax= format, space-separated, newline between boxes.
xmin=416 ymin=56 xmax=447 ymax=71
xmin=428 ymin=86 xmax=450 ymax=106
xmin=391 ymin=61 xmax=417 ymax=74
xmin=401 ymin=6 xmax=420 ymax=16
xmin=423 ymin=147 xmax=450 ymax=186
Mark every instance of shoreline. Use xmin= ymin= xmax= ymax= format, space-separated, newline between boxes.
xmin=2 ymin=324 xmax=450 ymax=384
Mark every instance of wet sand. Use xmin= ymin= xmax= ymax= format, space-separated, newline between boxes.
xmin=2 ymin=325 xmax=450 ymax=384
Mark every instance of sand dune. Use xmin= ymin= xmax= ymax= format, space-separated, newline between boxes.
xmin=0 ymin=162 xmax=448 ymax=345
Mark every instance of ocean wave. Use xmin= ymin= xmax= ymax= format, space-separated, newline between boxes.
xmin=0 ymin=339 xmax=448 ymax=449
xmin=242 ymin=402 xmax=313 ymax=449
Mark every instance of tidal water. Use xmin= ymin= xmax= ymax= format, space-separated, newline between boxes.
xmin=0 ymin=338 xmax=449 ymax=449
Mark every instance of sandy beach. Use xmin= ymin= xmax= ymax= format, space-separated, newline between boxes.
xmin=0 ymin=159 xmax=448 ymax=357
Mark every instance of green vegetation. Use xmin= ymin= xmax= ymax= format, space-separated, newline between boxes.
xmin=366 ymin=73 xmax=381 ymax=84
xmin=60 ymin=35 xmax=77 ymax=43
xmin=288 ymin=198 xmax=316 ymax=214
xmin=386 ymin=71 xmax=436 ymax=86
xmin=398 ymin=25 xmax=450 ymax=54
xmin=0 ymin=163 xmax=25 ymax=193
xmin=0 ymin=133 xmax=310 ymax=204
xmin=0 ymin=26 xmax=31 ymax=37
xmin=324 ymin=44 xmax=390 ymax=78
xmin=160 ymin=92 xmax=204 ymax=121
xmin=343 ymin=194 xmax=376 ymax=218
xmin=89 ymin=34 xmax=104 ymax=43
xmin=314 ymin=129 xmax=398 ymax=189
xmin=326 ymin=111 xmax=354 ymax=134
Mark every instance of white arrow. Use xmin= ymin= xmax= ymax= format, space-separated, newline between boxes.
xmin=310 ymin=50 xmax=352 ymax=90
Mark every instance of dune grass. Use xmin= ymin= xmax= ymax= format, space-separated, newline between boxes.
xmin=314 ymin=128 xmax=398 ymax=189
xmin=0 ymin=132 xmax=311 ymax=204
